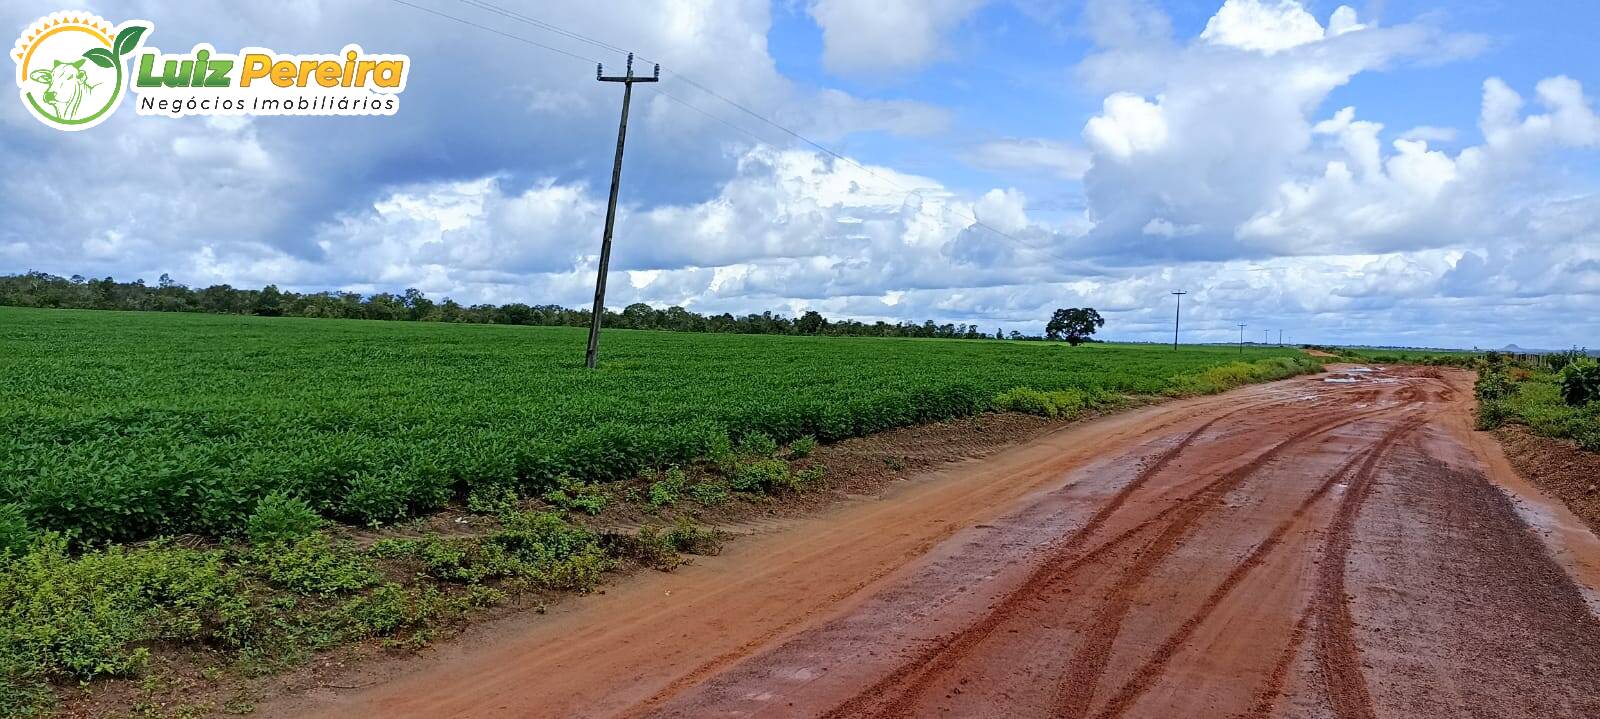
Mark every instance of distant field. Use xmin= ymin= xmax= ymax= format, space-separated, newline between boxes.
xmin=0 ymin=307 xmax=1316 ymax=542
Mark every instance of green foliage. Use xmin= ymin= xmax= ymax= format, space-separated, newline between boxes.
xmin=246 ymin=492 xmax=322 ymax=545
xmin=0 ymin=535 xmax=253 ymax=706
xmin=0 ymin=504 xmax=30 ymax=558
xmin=647 ymin=467 xmax=688 ymax=507
xmin=1478 ymin=368 xmax=1600 ymax=451
xmin=1559 ymin=358 xmax=1600 ymax=407
xmin=1476 ymin=399 xmax=1510 ymax=430
xmin=611 ymin=518 xmax=723 ymax=570
xmin=542 ymin=475 xmax=608 ymax=515
xmin=993 ymin=387 xmax=1099 ymax=418
xmin=0 ymin=307 xmax=1324 ymax=544
xmin=465 ymin=484 xmax=519 ymax=516
xmin=792 ymin=465 xmax=828 ymax=491
xmin=1046 ymin=307 xmax=1105 ymax=345
xmin=729 ymin=458 xmax=791 ymax=493
xmin=687 ymin=480 xmax=731 ymax=507
xmin=735 ymin=431 xmax=779 ymax=458
xmin=1164 ymin=356 xmax=1322 ymax=397
xmin=246 ymin=536 xmax=378 ymax=595
xmin=787 ymin=436 xmax=817 ymax=459
xmin=373 ymin=511 xmax=612 ymax=590
xmin=1476 ymin=370 xmax=1515 ymax=402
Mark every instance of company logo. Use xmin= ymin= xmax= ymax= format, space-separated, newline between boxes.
xmin=12 ymin=12 xmax=410 ymax=131
xmin=11 ymin=12 xmax=149 ymax=131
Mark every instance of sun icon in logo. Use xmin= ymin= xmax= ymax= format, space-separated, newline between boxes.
xmin=11 ymin=12 xmax=151 ymax=131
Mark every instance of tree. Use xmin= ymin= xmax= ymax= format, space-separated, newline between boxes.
xmin=1045 ymin=307 xmax=1104 ymax=346
xmin=796 ymin=310 xmax=827 ymax=335
xmin=253 ymin=284 xmax=283 ymax=317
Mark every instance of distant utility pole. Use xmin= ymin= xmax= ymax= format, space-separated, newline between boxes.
xmin=585 ymin=53 xmax=659 ymax=369
xmin=1171 ymin=291 xmax=1186 ymax=351
xmin=1278 ymin=329 xmax=1283 ymax=346
xmin=1238 ymin=323 xmax=1247 ymax=355
xmin=1264 ymin=329 xmax=1270 ymax=345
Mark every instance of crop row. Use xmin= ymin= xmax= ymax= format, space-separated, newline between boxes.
xmin=0 ymin=308 xmax=1319 ymax=543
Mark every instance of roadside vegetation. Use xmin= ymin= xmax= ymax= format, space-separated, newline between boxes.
xmin=0 ymin=307 xmax=1327 ymax=715
xmin=1474 ymin=349 xmax=1600 ymax=451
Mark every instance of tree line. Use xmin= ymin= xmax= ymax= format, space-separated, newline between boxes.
xmin=0 ymin=272 xmax=1053 ymax=340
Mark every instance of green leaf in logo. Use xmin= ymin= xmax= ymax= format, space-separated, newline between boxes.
xmin=114 ymin=26 xmax=147 ymax=57
xmin=82 ymin=47 xmax=116 ymax=69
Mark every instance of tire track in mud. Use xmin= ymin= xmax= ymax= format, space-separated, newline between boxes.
xmin=625 ymin=394 xmax=1325 ymax=719
xmin=1310 ymin=415 xmax=1434 ymax=719
xmin=825 ymin=398 xmax=1406 ymax=719
xmin=1088 ymin=413 xmax=1431 ymax=719
xmin=1052 ymin=407 xmax=1420 ymax=718
xmin=1244 ymin=609 xmax=1314 ymax=719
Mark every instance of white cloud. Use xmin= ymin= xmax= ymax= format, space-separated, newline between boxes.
xmin=964 ymin=138 xmax=1092 ymax=180
xmin=807 ymin=0 xmax=987 ymax=75
xmin=1083 ymin=92 xmax=1169 ymax=160
xmin=1199 ymin=0 xmax=1342 ymax=55
xmin=1399 ymin=125 xmax=1459 ymax=143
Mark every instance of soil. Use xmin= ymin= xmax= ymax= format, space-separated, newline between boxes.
xmin=255 ymin=368 xmax=1600 ymax=719
xmin=1494 ymin=425 xmax=1600 ymax=536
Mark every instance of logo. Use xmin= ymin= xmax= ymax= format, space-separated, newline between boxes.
xmin=13 ymin=12 xmax=409 ymax=131
xmin=11 ymin=12 xmax=149 ymax=131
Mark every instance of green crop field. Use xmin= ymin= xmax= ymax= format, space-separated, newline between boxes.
xmin=0 ymin=307 xmax=1317 ymax=544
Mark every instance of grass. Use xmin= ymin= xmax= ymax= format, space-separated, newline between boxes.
xmin=1478 ymin=370 xmax=1600 ymax=450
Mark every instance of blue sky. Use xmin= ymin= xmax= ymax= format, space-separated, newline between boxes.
xmin=2 ymin=0 xmax=1597 ymax=348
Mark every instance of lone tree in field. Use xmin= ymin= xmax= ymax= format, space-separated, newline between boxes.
xmin=1046 ymin=307 xmax=1104 ymax=346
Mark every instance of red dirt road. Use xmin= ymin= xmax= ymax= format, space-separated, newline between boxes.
xmin=269 ymin=368 xmax=1600 ymax=719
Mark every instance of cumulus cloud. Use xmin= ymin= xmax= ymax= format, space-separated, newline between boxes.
xmin=807 ymin=0 xmax=987 ymax=75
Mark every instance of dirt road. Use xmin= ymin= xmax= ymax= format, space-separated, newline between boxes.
xmin=269 ymin=367 xmax=1600 ymax=719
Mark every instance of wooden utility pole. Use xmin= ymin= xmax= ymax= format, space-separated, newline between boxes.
xmin=585 ymin=53 xmax=659 ymax=369
xmin=1171 ymin=291 xmax=1186 ymax=351
xmin=1238 ymin=323 xmax=1247 ymax=355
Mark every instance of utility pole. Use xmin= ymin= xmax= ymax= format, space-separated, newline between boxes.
xmin=1264 ymin=329 xmax=1270 ymax=346
xmin=1278 ymin=329 xmax=1283 ymax=346
xmin=1238 ymin=323 xmax=1247 ymax=355
xmin=585 ymin=53 xmax=659 ymax=369
xmin=1171 ymin=291 xmax=1186 ymax=351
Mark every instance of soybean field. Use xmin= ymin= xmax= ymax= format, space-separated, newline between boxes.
xmin=0 ymin=307 xmax=1316 ymax=543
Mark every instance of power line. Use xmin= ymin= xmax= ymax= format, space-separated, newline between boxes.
xmin=384 ymin=0 xmax=600 ymax=65
xmin=429 ymin=0 xmax=1046 ymax=252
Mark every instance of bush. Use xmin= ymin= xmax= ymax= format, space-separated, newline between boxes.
xmin=787 ymin=436 xmax=818 ymax=459
xmin=993 ymin=387 xmax=1088 ymax=418
xmin=611 ymin=518 xmax=722 ymax=570
xmin=0 ymin=504 xmax=30 ymax=558
xmin=1559 ymin=359 xmax=1600 ymax=407
xmin=729 ymin=458 xmax=791 ymax=493
xmin=688 ymin=481 xmax=730 ymax=506
xmin=377 ymin=511 xmax=613 ymax=591
xmin=542 ymin=475 xmax=607 ymax=515
xmin=1476 ymin=399 xmax=1510 ymax=430
xmin=246 ymin=493 xmax=322 ymax=545
xmin=247 ymin=535 xmax=379 ymax=595
xmin=465 ymin=484 xmax=519 ymax=516
xmin=647 ymin=467 xmax=688 ymax=508
xmin=0 ymin=536 xmax=253 ymax=686
xmin=1475 ymin=370 xmax=1515 ymax=403
xmin=735 ymin=431 xmax=779 ymax=458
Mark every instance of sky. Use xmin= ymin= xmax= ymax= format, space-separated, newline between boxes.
xmin=2 ymin=0 xmax=1596 ymax=349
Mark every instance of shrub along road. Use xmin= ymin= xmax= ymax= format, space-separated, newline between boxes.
xmin=265 ymin=367 xmax=1600 ymax=719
